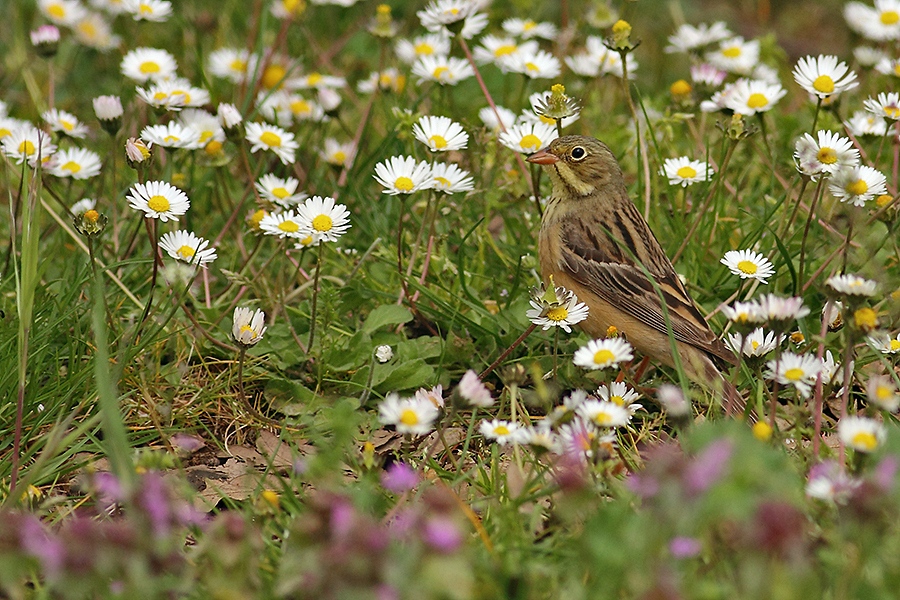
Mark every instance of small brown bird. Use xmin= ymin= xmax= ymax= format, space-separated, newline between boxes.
xmin=527 ymin=135 xmax=742 ymax=414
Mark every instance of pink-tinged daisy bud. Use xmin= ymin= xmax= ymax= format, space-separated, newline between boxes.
xmin=93 ymin=95 xmax=123 ymax=135
xmin=125 ymin=137 xmax=152 ymax=169
xmin=31 ymin=25 xmax=60 ymax=58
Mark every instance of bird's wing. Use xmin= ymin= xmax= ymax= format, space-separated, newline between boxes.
xmin=557 ymin=210 xmax=737 ymax=365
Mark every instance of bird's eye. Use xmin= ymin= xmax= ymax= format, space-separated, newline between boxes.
xmin=570 ymin=146 xmax=586 ymax=160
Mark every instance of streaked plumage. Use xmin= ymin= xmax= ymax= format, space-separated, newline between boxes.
xmin=528 ymin=135 xmax=742 ymax=413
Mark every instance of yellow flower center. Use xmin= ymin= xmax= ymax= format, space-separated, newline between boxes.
xmin=332 ymin=150 xmax=346 ymax=164
xmin=610 ymin=395 xmax=624 ymax=406
xmin=670 ymin=79 xmax=691 ymax=96
xmin=881 ymin=10 xmax=899 ymax=24
xmin=429 ymin=134 xmax=448 ymax=149
xmin=394 ymin=176 xmax=414 ymax=191
xmin=312 ymin=214 xmax=332 ymax=232
xmin=494 ymin=425 xmax=510 ymax=436
xmin=0 ymin=128 xmax=11 ymax=138
xmin=78 ymin=21 xmax=97 ymax=37
xmin=546 ymin=306 xmax=568 ymax=321
xmin=876 ymin=385 xmax=893 ymax=401
xmin=877 ymin=194 xmax=894 ymax=207
xmin=593 ymin=349 xmax=615 ymax=365
xmin=433 ymin=66 xmax=449 ymax=79
xmin=846 ymin=179 xmax=868 ymax=196
xmin=854 ymin=307 xmax=878 ymax=330
xmin=752 ymin=421 xmax=773 ymax=441
xmin=414 ymin=42 xmax=434 ymax=55
xmin=817 ymin=147 xmax=838 ymax=164
xmin=239 ymin=324 xmax=257 ymax=337
xmin=525 ymin=62 xmax=540 ymax=72
xmin=250 ymin=209 xmax=266 ymax=229
xmin=519 ymin=134 xmax=541 ymax=152
xmin=153 ymin=91 xmax=168 ymax=102
xmin=139 ymin=61 xmax=160 ymax=74
xmin=139 ymin=3 xmax=153 ymax=14
xmin=177 ymin=245 xmax=196 ymax=259
xmin=783 ymin=367 xmax=805 ymax=382
xmin=259 ymin=131 xmax=282 ymax=147
xmin=721 ymin=46 xmax=741 ymax=58
xmin=61 ymin=161 xmax=81 ymax=173
xmin=812 ymin=75 xmax=835 ymax=94
xmin=278 ymin=220 xmax=299 ymax=233
xmin=298 ymin=235 xmax=314 ymax=246
xmin=282 ymin=0 xmax=304 ymax=15
xmin=272 ymin=187 xmax=290 ymax=199
xmin=523 ymin=20 xmax=537 ymax=30
xmin=676 ymin=165 xmax=697 ymax=179
xmin=262 ymin=64 xmax=287 ymax=89
xmin=47 ymin=4 xmax=65 ymax=18
xmin=230 ymin=58 xmax=246 ymax=72
xmin=399 ymin=408 xmax=419 ymax=426
xmin=306 ymin=72 xmax=322 ymax=86
xmin=204 ymin=140 xmax=223 ymax=155
xmin=891 ymin=340 xmax=900 ymax=351
xmin=592 ymin=412 xmax=613 ymax=426
xmin=884 ymin=106 xmax=900 ymax=119
xmin=494 ymin=44 xmax=517 ymax=57
xmin=147 ymin=195 xmax=170 ymax=212
xmin=163 ymin=135 xmax=181 ymax=144
xmin=851 ymin=431 xmax=878 ymax=451
xmin=737 ymin=260 xmax=758 ymax=274
xmin=434 ymin=176 xmax=451 ymax=187
xmin=84 ymin=210 xmax=100 ymax=223
xmin=746 ymin=93 xmax=768 ymax=109
xmin=60 ymin=120 xmax=75 ymax=131
xmin=290 ymin=100 xmax=311 ymax=115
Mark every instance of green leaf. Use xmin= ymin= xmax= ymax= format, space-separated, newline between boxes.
xmin=361 ymin=304 xmax=413 ymax=333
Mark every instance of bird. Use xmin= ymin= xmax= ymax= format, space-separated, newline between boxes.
xmin=526 ymin=135 xmax=743 ymax=415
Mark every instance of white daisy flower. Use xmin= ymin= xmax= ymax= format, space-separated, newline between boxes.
xmin=296 ymin=196 xmax=350 ymax=244
xmin=31 ymin=24 xmax=61 ymax=49
xmin=498 ymin=121 xmax=558 ymax=154
xmin=523 ymin=91 xmax=580 ymax=129
xmin=844 ymin=110 xmax=889 ymax=137
xmin=595 ymin=43 xmax=638 ymax=78
xmin=217 ymin=103 xmax=243 ymax=130
xmin=141 ymin=122 xmax=202 ymax=149
xmin=573 ymin=338 xmax=635 ymax=370
xmin=725 ymin=327 xmax=780 ymax=357
xmin=661 ymin=156 xmax=711 ymax=187
xmin=375 ymin=344 xmax=393 ymax=363
xmin=2 ymin=125 xmax=57 ymax=166
xmin=706 ymin=36 xmax=760 ymax=74
xmin=868 ymin=376 xmax=900 ymax=412
xmin=255 ymin=174 xmax=305 ymax=207
xmin=478 ymin=105 xmax=517 ymax=131
xmin=868 ymin=331 xmax=900 ymax=354
xmin=127 ymin=181 xmax=189 ymax=222
xmin=413 ymin=115 xmax=468 ymax=152
xmin=665 ymin=21 xmax=732 ymax=53
xmin=47 ymin=147 xmax=102 ymax=179
xmin=159 ymin=230 xmax=217 ymax=267
xmin=120 ymin=47 xmax=177 ymax=83
xmin=244 ymin=121 xmax=298 ymax=164
xmin=845 ymin=0 xmax=900 ymax=41
xmin=691 ymin=63 xmax=727 ymax=87
xmin=93 ymin=95 xmax=123 ymax=121
xmin=319 ymin=138 xmax=355 ymax=168
xmin=526 ymin=288 xmax=590 ymax=333
xmin=177 ymin=108 xmax=225 ymax=152
xmin=576 ymin=400 xmax=631 ymax=428
xmin=73 ymin=12 xmax=121 ymax=51
xmin=0 ymin=117 xmax=25 ymax=140
xmin=457 ymin=369 xmax=494 ymax=407
xmin=71 ymin=198 xmax=96 ymax=216
xmin=724 ymin=78 xmax=786 ymax=115
xmin=357 ymin=69 xmax=406 ymax=94
xmin=518 ymin=426 xmax=559 ymax=453
xmin=291 ymin=71 xmax=346 ymax=91
xmin=828 ymin=165 xmax=887 ymax=207
xmin=395 ymin=32 xmax=451 ymax=64
xmin=259 ymin=210 xmax=309 ymax=239
xmin=499 ymin=47 xmax=562 ymax=79
xmin=136 ymin=78 xmax=211 ymax=111
xmin=473 ymin=36 xmax=536 ymax=69
xmin=757 ymin=294 xmax=811 ymax=322
xmin=793 ymin=130 xmax=859 ymax=179
xmin=855 ymin=45 xmax=889 ymax=66
xmin=559 ymin=418 xmax=616 ymax=461
xmin=430 ymin=162 xmax=474 ymax=194
xmin=232 ymin=307 xmax=266 ymax=347
xmin=412 ymin=55 xmax=474 ymax=85
xmin=502 ymin=17 xmax=557 ymax=40
xmin=42 ymin=108 xmax=89 ymax=139
xmin=123 ymin=0 xmax=171 ymax=21
xmin=378 ymin=393 xmax=439 ymax=436
xmin=864 ymin=91 xmax=900 ymax=120
xmin=479 ymin=419 xmax=523 ymax=445
xmin=373 ymin=155 xmax=433 ymax=195
xmin=826 ymin=273 xmax=877 ymax=297
xmin=721 ymin=249 xmax=775 ymax=283
xmin=838 ymin=416 xmax=886 ymax=453
xmin=792 ymin=55 xmax=858 ymax=99
xmin=765 ymin=352 xmax=822 ymax=398
xmin=207 ymin=47 xmax=253 ymax=83
xmin=596 ymin=381 xmax=642 ymax=413
xmin=874 ymin=56 xmax=900 ymax=77
xmin=722 ymin=300 xmax=764 ymax=325
xmin=39 ymin=0 xmax=87 ymax=25
xmin=417 ymin=0 xmax=476 ymax=32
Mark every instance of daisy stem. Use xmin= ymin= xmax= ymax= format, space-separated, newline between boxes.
xmin=797 ymin=177 xmax=826 ymax=289
xmin=456 ymin=34 xmax=539 ymax=217
xmin=136 ymin=217 xmax=161 ymax=336
xmin=454 ymin=409 xmax=479 ymax=484
xmin=617 ymin=50 xmax=651 ymax=221
xmin=778 ymin=176 xmax=809 ymax=240
xmin=811 ymin=304 xmax=831 ymax=458
xmin=768 ymin=346 xmax=782 ymax=431
xmin=810 ymin=97 xmax=823 ymax=133
xmin=509 ymin=382 xmax=524 ymax=473
xmin=479 ymin=323 xmax=538 ymax=380
xmin=841 ymin=219 xmax=854 ymax=274
xmin=238 ymin=346 xmax=247 ymax=407
xmin=552 ymin=327 xmax=560 ymax=379
xmin=838 ymin=325 xmax=857 ymax=465
xmin=893 ymin=120 xmax=900 ymax=192
xmin=307 ymin=242 xmax=326 ymax=351
xmin=358 ymin=349 xmax=378 ymax=407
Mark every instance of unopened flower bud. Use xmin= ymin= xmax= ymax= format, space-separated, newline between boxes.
xmin=93 ymin=95 xmax=123 ymax=135
xmin=31 ymin=25 xmax=60 ymax=58
xmin=125 ymin=137 xmax=152 ymax=169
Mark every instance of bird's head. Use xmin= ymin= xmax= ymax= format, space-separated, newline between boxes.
xmin=526 ymin=135 xmax=623 ymax=198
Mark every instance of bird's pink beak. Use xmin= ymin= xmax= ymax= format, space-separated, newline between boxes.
xmin=526 ymin=149 xmax=558 ymax=165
